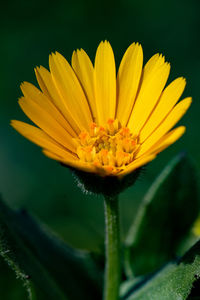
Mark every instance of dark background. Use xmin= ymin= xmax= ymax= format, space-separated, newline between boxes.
xmin=1 ymin=0 xmax=200 ymax=298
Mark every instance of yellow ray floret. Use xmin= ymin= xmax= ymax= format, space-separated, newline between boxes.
xmin=11 ymin=41 xmax=191 ymax=177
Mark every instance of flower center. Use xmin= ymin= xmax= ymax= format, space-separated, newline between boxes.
xmin=75 ymin=119 xmax=139 ymax=174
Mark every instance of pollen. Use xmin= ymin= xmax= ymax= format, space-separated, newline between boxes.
xmin=76 ymin=119 xmax=140 ymax=173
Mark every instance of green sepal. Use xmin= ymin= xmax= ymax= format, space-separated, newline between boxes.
xmin=70 ymin=167 xmax=141 ymax=197
xmin=124 ymin=152 xmax=199 ymax=277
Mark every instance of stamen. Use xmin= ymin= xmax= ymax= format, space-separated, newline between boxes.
xmin=76 ymin=119 xmax=139 ymax=174
xmin=79 ymin=132 xmax=89 ymax=145
xmin=107 ymin=119 xmax=115 ymax=135
xmin=90 ymin=122 xmax=98 ymax=136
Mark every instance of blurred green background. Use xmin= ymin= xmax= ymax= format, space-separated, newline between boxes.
xmin=1 ymin=0 xmax=200 ymax=298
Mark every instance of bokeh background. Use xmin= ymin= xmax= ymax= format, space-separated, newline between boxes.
xmin=1 ymin=0 xmax=200 ymax=298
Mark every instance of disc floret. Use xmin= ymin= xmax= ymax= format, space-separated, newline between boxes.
xmin=76 ymin=119 xmax=139 ymax=175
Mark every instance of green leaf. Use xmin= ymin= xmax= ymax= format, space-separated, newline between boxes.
xmin=125 ymin=153 xmax=199 ymax=277
xmin=0 ymin=258 xmax=29 ymax=300
xmin=0 ymin=197 xmax=65 ymax=300
xmin=0 ymin=195 xmax=102 ymax=300
xmin=121 ymin=238 xmax=200 ymax=300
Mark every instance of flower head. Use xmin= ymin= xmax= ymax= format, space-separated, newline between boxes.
xmin=11 ymin=41 xmax=191 ymax=178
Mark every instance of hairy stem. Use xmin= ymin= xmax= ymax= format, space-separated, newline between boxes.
xmin=104 ymin=195 xmax=121 ymax=300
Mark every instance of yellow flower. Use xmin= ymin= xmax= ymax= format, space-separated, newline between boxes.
xmin=11 ymin=41 xmax=191 ymax=178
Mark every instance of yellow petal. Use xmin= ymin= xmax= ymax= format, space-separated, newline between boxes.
xmin=118 ymin=154 xmax=156 ymax=178
xmin=143 ymin=54 xmax=165 ymax=76
xmin=72 ymin=49 xmax=97 ymax=121
xmin=18 ymin=96 xmax=76 ymax=152
xmin=149 ymin=126 xmax=186 ymax=155
xmin=35 ymin=66 xmax=51 ymax=97
xmin=140 ymin=77 xmax=186 ymax=142
xmin=128 ymin=54 xmax=171 ymax=135
xmin=116 ymin=43 xmax=143 ymax=126
xmin=94 ymin=41 xmax=116 ymax=125
xmin=49 ymin=52 xmax=93 ymax=131
xmin=137 ymin=97 xmax=191 ymax=157
xmin=11 ymin=120 xmax=76 ymax=158
xmin=43 ymin=149 xmax=97 ymax=173
xmin=35 ymin=66 xmax=79 ymax=135
xmin=21 ymin=81 xmax=77 ymax=137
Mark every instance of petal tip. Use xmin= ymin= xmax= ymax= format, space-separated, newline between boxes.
xmin=10 ymin=119 xmax=15 ymax=127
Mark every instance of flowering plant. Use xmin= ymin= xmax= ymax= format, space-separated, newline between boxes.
xmin=1 ymin=42 xmax=199 ymax=300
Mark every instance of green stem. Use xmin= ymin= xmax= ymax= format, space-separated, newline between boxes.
xmin=104 ymin=195 xmax=121 ymax=300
